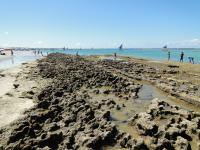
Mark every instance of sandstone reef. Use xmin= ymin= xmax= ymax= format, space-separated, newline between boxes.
xmin=0 ymin=54 xmax=200 ymax=150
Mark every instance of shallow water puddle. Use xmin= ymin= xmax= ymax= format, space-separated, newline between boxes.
xmin=86 ymin=83 xmax=200 ymax=149
xmin=140 ymin=82 xmax=200 ymax=113
xmin=110 ymin=84 xmax=163 ymax=138
xmin=138 ymin=84 xmax=165 ymax=100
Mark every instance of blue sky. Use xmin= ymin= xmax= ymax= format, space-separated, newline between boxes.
xmin=0 ymin=0 xmax=200 ymax=48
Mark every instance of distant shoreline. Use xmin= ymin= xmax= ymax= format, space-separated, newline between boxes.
xmin=1 ymin=47 xmax=200 ymax=71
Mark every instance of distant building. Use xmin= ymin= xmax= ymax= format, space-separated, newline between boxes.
xmin=0 ymin=48 xmax=14 ymax=55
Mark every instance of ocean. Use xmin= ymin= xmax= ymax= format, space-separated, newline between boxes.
xmin=45 ymin=48 xmax=200 ymax=62
xmin=0 ymin=48 xmax=200 ymax=70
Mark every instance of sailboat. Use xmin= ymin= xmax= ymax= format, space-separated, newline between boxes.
xmin=162 ymin=45 xmax=168 ymax=51
xmin=119 ymin=44 xmax=123 ymax=50
xmin=163 ymin=45 xmax=167 ymax=49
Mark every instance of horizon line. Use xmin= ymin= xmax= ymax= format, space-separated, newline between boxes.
xmin=1 ymin=47 xmax=200 ymax=49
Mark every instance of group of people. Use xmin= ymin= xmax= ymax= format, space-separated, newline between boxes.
xmin=33 ymin=50 xmax=43 ymax=56
xmin=113 ymin=51 xmax=195 ymax=64
xmin=168 ymin=51 xmax=195 ymax=64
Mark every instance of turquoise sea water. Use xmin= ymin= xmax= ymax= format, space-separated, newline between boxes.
xmin=45 ymin=48 xmax=200 ymax=62
xmin=0 ymin=48 xmax=200 ymax=70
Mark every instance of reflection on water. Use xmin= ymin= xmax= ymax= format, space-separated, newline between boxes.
xmin=0 ymin=56 xmax=41 ymax=70
xmin=11 ymin=57 xmax=14 ymax=65
xmin=149 ymin=84 xmax=200 ymax=113
xmin=105 ymin=83 xmax=200 ymax=149
xmin=110 ymin=84 xmax=164 ymax=137
xmin=110 ymin=85 xmax=162 ymax=122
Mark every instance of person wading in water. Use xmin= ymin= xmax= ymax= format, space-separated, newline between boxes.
xmin=114 ymin=53 xmax=117 ymax=61
xmin=180 ymin=51 xmax=184 ymax=62
xmin=168 ymin=51 xmax=170 ymax=61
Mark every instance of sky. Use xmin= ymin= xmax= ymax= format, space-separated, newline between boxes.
xmin=1 ymin=0 xmax=200 ymax=48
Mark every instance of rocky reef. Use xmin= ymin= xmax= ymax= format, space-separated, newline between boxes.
xmin=98 ymin=58 xmax=200 ymax=106
xmin=129 ymin=98 xmax=200 ymax=150
xmin=0 ymin=54 xmax=200 ymax=150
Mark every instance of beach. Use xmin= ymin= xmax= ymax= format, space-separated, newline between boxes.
xmin=0 ymin=54 xmax=200 ymax=149
xmin=2 ymin=0 xmax=200 ymax=149
xmin=0 ymin=63 xmax=36 ymax=128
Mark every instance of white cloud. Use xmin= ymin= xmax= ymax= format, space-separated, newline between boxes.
xmin=168 ymin=38 xmax=200 ymax=47
xmin=112 ymin=43 xmax=119 ymax=47
xmin=37 ymin=41 xmax=43 ymax=44
xmin=4 ymin=32 xmax=8 ymax=35
xmin=2 ymin=42 xmax=10 ymax=47
xmin=189 ymin=38 xmax=200 ymax=45
xmin=75 ymin=42 xmax=81 ymax=48
xmin=31 ymin=41 xmax=44 ymax=47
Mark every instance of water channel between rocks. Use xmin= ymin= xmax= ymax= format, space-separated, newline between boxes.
xmin=102 ymin=83 xmax=200 ymax=150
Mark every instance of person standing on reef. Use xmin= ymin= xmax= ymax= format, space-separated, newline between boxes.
xmin=76 ymin=51 xmax=79 ymax=57
xmin=168 ymin=51 xmax=170 ymax=61
xmin=180 ymin=51 xmax=184 ymax=62
xmin=114 ymin=53 xmax=117 ymax=60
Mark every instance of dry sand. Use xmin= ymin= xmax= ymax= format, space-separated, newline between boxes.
xmin=0 ymin=65 xmax=34 ymax=128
